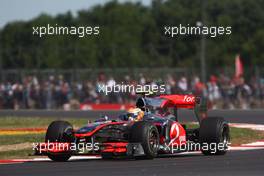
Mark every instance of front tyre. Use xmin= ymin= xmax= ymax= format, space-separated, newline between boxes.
xmin=199 ymin=117 xmax=230 ymax=155
xmin=130 ymin=121 xmax=159 ymax=159
xmin=45 ymin=121 xmax=74 ymax=161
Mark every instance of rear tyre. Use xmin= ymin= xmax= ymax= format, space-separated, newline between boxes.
xmin=130 ymin=121 xmax=159 ymax=159
xmin=199 ymin=117 xmax=230 ymax=155
xmin=45 ymin=121 xmax=74 ymax=161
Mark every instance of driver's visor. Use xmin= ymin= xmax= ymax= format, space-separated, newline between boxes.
xmin=127 ymin=113 xmax=138 ymax=119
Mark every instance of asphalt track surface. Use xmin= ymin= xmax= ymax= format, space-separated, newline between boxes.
xmin=0 ymin=110 xmax=264 ymax=176
xmin=0 ymin=109 xmax=264 ymax=124
xmin=0 ymin=150 xmax=264 ymax=176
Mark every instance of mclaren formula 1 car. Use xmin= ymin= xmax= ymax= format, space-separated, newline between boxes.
xmin=35 ymin=93 xmax=230 ymax=161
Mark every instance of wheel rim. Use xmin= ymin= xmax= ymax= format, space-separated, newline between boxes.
xmin=149 ymin=128 xmax=159 ymax=152
xmin=221 ymin=126 xmax=229 ymax=150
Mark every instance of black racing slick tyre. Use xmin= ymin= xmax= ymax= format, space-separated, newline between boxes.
xmin=45 ymin=121 xmax=74 ymax=161
xmin=199 ymin=117 xmax=230 ymax=155
xmin=130 ymin=121 xmax=159 ymax=159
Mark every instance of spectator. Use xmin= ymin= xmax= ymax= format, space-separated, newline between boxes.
xmin=177 ymin=76 xmax=188 ymax=93
xmin=207 ymin=75 xmax=221 ymax=109
xmin=192 ymin=76 xmax=206 ymax=97
xmin=0 ymin=73 xmax=263 ymax=110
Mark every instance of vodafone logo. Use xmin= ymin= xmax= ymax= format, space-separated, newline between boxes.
xmin=170 ymin=123 xmax=180 ymax=139
xmin=167 ymin=123 xmax=180 ymax=146
xmin=183 ymin=95 xmax=195 ymax=103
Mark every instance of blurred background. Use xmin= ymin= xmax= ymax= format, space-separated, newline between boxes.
xmin=0 ymin=0 xmax=264 ymax=110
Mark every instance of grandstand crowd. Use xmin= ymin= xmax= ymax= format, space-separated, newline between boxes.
xmin=0 ymin=72 xmax=263 ymax=110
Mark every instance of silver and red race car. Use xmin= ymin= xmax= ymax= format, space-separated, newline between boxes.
xmin=35 ymin=93 xmax=230 ymax=161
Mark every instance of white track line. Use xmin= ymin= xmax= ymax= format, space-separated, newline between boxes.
xmin=1 ymin=145 xmax=264 ymax=164
xmin=229 ymin=123 xmax=264 ymax=131
xmin=33 ymin=155 xmax=101 ymax=161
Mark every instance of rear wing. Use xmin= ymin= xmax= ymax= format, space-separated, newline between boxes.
xmin=136 ymin=92 xmax=208 ymax=122
xmin=159 ymin=94 xmax=200 ymax=109
xmin=158 ymin=94 xmax=208 ymax=122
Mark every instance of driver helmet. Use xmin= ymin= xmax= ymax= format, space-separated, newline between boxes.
xmin=126 ymin=108 xmax=144 ymax=121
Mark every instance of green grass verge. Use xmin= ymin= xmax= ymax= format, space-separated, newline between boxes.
xmin=0 ymin=117 xmax=90 ymax=159
xmin=0 ymin=148 xmax=35 ymax=159
xmin=0 ymin=133 xmax=44 ymax=145
xmin=230 ymin=127 xmax=264 ymax=145
xmin=0 ymin=117 xmax=88 ymax=129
